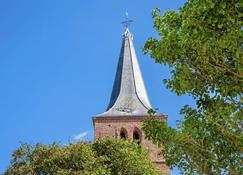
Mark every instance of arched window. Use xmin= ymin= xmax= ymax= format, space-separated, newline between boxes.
xmin=133 ymin=128 xmax=141 ymax=144
xmin=120 ymin=128 xmax=128 ymax=139
xmin=133 ymin=131 xmax=140 ymax=140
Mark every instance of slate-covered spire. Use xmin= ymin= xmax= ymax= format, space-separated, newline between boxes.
xmin=96 ymin=28 xmax=153 ymax=117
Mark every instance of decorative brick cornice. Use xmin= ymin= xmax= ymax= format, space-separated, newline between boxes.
xmin=93 ymin=115 xmax=167 ymax=125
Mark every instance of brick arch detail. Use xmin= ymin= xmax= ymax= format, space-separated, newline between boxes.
xmin=133 ymin=127 xmax=142 ymax=141
xmin=119 ymin=127 xmax=128 ymax=139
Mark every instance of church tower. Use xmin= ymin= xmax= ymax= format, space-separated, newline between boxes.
xmin=93 ymin=18 xmax=170 ymax=174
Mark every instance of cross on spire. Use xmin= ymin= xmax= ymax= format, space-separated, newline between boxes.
xmin=121 ymin=12 xmax=133 ymax=29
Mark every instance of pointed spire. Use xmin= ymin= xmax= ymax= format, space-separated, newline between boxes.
xmin=96 ymin=26 xmax=153 ymax=117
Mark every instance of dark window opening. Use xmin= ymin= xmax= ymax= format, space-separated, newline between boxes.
xmin=133 ymin=131 xmax=141 ymax=144
xmin=120 ymin=130 xmax=127 ymax=139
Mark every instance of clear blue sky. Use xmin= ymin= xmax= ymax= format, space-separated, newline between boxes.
xmin=0 ymin=0 xmax=193 ymax=174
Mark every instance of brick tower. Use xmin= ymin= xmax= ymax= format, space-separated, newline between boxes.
xmin=93 ymin=25 xmax=170 ymax=174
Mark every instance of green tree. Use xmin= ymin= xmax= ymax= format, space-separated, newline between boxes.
xmin=142 ymin=0 xmax=242 ymax=174
xmin=5 ymin=139 xmax=159 ymax=175
xmin=93 ymin=139 xmax=158 ymax=175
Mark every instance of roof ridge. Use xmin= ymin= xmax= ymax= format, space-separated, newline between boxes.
xmin=127 ymin=33 xmax=151 ymax=110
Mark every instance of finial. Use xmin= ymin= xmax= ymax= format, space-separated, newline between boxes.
xmin=121 ymin=12 xmax=133 ymax=29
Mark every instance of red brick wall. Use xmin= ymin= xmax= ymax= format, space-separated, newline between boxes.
xmin=93 ymin=116 xmax=170 ymax=175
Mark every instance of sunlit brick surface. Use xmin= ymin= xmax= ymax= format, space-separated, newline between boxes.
xmin=93 ymin=116 xmax=170 ymax=174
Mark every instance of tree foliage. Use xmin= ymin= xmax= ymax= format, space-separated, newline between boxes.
xmin=93 ymin=139 xmax=158 ymax=175
xmin=5 ymin=139 xmax=159 ymax=175
xmin=143 ymin=0 xmax=242 ymax=174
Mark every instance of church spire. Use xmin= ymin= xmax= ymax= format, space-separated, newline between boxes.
xmin=96 ymin=16 xmax=153 ymax=117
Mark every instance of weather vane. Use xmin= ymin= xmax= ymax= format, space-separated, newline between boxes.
xmin=121 ymin=12 xmax=133 ymax=29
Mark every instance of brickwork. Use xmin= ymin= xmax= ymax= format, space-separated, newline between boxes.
xmin=93 ymin=116 xmax=170 ymax=174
